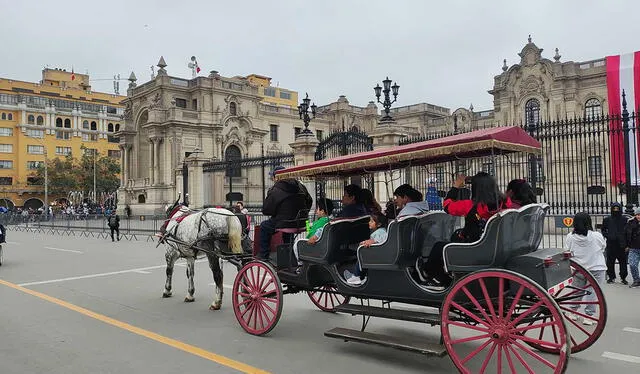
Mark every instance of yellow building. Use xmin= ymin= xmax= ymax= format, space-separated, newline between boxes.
xmin=246 ymin=74 xmax=299 ymax=108
xmin=0 ymin=68 xmax=125 ymax=210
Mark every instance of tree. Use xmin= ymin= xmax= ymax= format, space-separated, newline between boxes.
xmin=32 ymin=154 xmax=78 ymax=195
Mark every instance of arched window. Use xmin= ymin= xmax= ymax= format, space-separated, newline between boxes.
xmin=108 ymin=123 xmax=114 ymax=132
xmin=36 ymin=116 xmax=44 ymax=126
xmin=82 ymin=120 xmax=89 ymax=129
xmin=138 ymin=194 xmax=146 ymax=203
xmin=27 ymin=115 xmax=35 ymax=124
xmin=115 ymin=123 xmax=120 ymax=131
xmin=90 ymin=121 xmax=97 ymax=131
xmin=56 ymin=118 xmax=63 ymax=127
xmin=525 ymin=99 xmax=540 ymax=129
xmin=229 ymin=102 xmax=237 ymax=116
xmin=585 ymin=98 xmax=601 ymax=119
xmin=225 ymin=145 xmax=242 ymax=177
xmin=7 ymin=113 xmax=12 ymax=120
xmin=64 ymin=119 xmax=71 ymax=128
xmin=0 ymin=113 xmax=5 ymax=120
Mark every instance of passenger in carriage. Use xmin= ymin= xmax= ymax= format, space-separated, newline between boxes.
xmin=360 ymin=188 xmax=382 ymax=214
xmin=419 ymin=172 xmax=511 ymax=287
xmin=337 ymin=184 xmax=368 ymax=218
xmin=393 ymin=184 xmax=430 ymax=217
xmin=506 ymin=179 xmax=537 ymax=209
xmin=292 ymin=198 xmax=334 ymax=265
xmin=344 ymin=212 xmax=389 ymax=285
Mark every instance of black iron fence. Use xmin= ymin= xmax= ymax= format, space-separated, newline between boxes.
xmin=400 ymin=106 xmax=640 ymax=216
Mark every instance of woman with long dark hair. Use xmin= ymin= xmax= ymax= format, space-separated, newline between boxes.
xmin=420 ymin=172 xmax=511 ymax=287
xmin=506 ymin=179 xmax=536 ymax=209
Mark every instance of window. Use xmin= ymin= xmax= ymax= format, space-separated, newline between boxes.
xmin=175 ymin=98 xmax=187 ymax=108
xmin=108 ymin=150 xmax=121 ymax=158
xmin=280 ymin=91 xmax=291 ymax=100
xmin=83 ymin=148 xmax=97 ymax=156
xmin=82 ymin=120 xmax=90 ymax=129
xmin=56 ymin=118 xmax=63 ymax=127
xmin=27 ymin=145 xmax=45 ymax=154
xmin=0 ymin=128 xmax=12 ymax=136
xmin=585 ymin=99 xmax=601 ymax=119
xmin=269 ymin=124 xmax=278 ymax=141
xmin=90 ymin=121 xmax=97 ymax=131
xmin=0 ymin=160 xmax=13 ymax=169
xmin=115 ymin=123 xmax=120 ymax=131
xmin=27 ymin=177 xmax=41 ymax=185
xmin=0 ymin=177 xmax=12 ymax=185
xmin=0 ymin=144 xmax=13 ymax=153
xmin=82 ymin=133 xmax=98 ymax=141
xmin=229 ymin=102 xmax=237 ymax=116
xmin=56 ymin=131 xmax=71 ymax=140
xmin=108 ymin=123 xmax=114 ymax=132
xmin=192 ymin=99 xmax=198 ymax=110
xmin=0 ymin=113 xmax=5 ymax=120
xmin=27 ymin=115 xmax=35 ymax=124
xmin=108 ymin=135 xmax=119 ymax=143
xmin=36 ymin=116 xmax=44 ymax=126
xmin=27 ymin=161 xmax=43 ymax=169
xmin=55 ymin=146 xmax=72 ymax=156
xmin=264 ymin=87 xmax=276 ymax=97
xmin=316 ymin=130 xmax=323 ymax=141
xmin=588 ymin=156 xmax=603 ymax=177
xmin=7 ymin=113 xmax=12 ymax=121
xmin=525 ymin=99 xmax=540 ymax=129
xmin=225 ymin=145 xmax=242 ymax=178
xmin=26 ymin=129 xmax=44 ymax=138
xmin=106 ymin=106 xmax=117 ymax=114
xmin=138 ymin=194 xmax=146 ymax=203
xmin=64 ymin=118 xmax=71 ymax=128
xmin=294 ymin=127 xmax=301 ymax=137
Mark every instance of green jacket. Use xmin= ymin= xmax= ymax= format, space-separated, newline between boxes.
xmin=307 ymin=216 xmax=329 ymax=239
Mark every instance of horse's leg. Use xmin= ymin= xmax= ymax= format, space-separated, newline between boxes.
xmin=208 ymin=252 xmax=224 ymax=310
xmin=163 ymin=248 xmax=180 ymax=298
xmin=184 ymin=256 xmax=196 ymax=302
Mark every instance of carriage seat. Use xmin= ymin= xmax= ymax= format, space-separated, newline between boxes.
xmin=297 ymin=216 xmax=370 ymax=264
xmin=443 ymin=204 xmax=549 ymax=273
xmin=359 ymin=212 xmax=457 ymax=270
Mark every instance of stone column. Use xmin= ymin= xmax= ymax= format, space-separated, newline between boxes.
xmin=153 ymin=137 xmax=161 ymax=185
xmin=289 ymin=132 xmax=319 ymax=207
xmin=119 ymin=145 xmax=126 ymax=186
xmin=369 ymin=121 xmax=410 ymax=202
xmin=148 ymin=137 xmax=155 ymax=185
xmin=123 ymin=144 xmax=131 ymax=185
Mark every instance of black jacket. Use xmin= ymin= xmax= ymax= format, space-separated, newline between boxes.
xmin=262 ymin=179 xmax=312 ymax=228
xmin=337 ymin=203 xmax=368 ymax=218
xmin=602 ymin=211 xmax=627 ymax=246
xmin=625 ymin=218 xmax=640 ymax=249
xmin=107 ymin=215 xmax=120 ymax=228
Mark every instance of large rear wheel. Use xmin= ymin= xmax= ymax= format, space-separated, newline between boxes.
xmin=0 ymin=245 xmax=3 ymax=266
xmin=442 ymin=269 xmax=570 ymax=374
xmin=232 ymin=260 xmax=283 ymax=336
xmin=307 ymin=285 xmax=350 ymax=312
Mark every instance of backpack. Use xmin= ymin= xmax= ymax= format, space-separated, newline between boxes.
xmin=108 ymin=216 xmax=118 ymax=226
xmin=0 ymin=224 xmax=6 ymax=243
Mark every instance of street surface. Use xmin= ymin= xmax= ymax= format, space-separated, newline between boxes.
xmin=1 ymin=230 xmax=639 ymax=373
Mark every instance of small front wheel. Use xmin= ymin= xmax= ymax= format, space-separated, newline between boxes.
xmin=232 ymin=260 xmax=283 ymax=336
xmin=307 ymin=285 xmax=350 ymax=312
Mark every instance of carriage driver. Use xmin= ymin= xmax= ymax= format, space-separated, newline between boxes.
xmin=259 ymin=166 xmax=313 ymax=260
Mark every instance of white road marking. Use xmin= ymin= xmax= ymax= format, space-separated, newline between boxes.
xmin=44 ymin=246 xmax=83 ymax=254
xmin=18 ymin=264 xmax=168 ymax=286
xmin=602 ymin=351 xmax=640 ymax=364
xmin=623 ymin=327 xmax=640 ymax=334
xmin=133 ymin=270 xmax=151 ymax=274
xmin=209 ymin=283 xmax=233 ymax=289
xmin=6 ymin=241 xmax=20 ymax=245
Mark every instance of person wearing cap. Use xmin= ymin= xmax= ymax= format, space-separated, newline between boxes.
xmin=259 ymin=166 xmax=312 ymax=260
xmin=624 ymin=207 xmax=640 ymax=288
xmin=602 ymin=202 xmax=629 ymax=284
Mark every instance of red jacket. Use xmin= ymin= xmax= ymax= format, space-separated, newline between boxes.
xmin=443 ymin=187 xmax=511 ymax=242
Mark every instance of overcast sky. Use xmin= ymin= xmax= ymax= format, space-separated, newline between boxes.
xmin=1 ymin=0 xmax=638 ymax=112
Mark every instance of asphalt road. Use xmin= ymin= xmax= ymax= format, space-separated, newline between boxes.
xmin=1 ymin=230 xmax=639 ymax=374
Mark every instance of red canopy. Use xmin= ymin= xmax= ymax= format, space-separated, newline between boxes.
xmin=276 ymin=126 xmax=540 ymax=180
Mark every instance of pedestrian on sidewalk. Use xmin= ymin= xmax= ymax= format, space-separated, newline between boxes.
xmin=601 ymin=202 xmax=629 ymax=284
xmin=624 ymin=207 xmax=640 ymax=288
xmin=564 ymin=212 xmax=606 ymax=325
xmin=107 ymin=211 xmax=120 ymax=242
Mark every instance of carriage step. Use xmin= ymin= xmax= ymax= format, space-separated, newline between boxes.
xmin=325 ymin=328 xmax=447 ymax=357
xmin=334 ymin=304 xmax=441 ymax=324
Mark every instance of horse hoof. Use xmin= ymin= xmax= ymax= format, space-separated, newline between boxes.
xmin=162 ymin=292 xmax=172 ymax=298
xmin=184 ymin=296 xmax=195 ymax=302
xmin=209 ymin=303 xmax=222 ymax=311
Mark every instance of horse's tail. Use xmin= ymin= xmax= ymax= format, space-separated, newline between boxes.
xmin=226 ymin=215 xmax=242 ymax=254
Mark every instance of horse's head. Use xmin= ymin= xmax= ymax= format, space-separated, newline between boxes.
xmin=166 ymin=193 xmax=182 ymax=218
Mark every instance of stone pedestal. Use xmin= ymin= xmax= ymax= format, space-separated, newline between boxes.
xmin=290 ymin=132 xmax=319 ymax=206
xmin=369 ymin=121 xmax=410 ymax=202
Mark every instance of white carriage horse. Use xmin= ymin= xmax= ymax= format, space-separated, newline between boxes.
xmin=161 ymin=196 xmax=243 ymax=310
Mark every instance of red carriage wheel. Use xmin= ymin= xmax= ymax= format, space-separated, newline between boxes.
xmin=442 ymin=269 xmax=570 ymax=374
xmin=307 ymin=285 xmax=351 ymax=312
xmin=524 ymin=259 xmax=606 ymax=354
xmin=232 ymin=260 xmax=283 ymax=336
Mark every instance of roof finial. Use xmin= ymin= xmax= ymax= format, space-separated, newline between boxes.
xmin=528 ymin=34 xmax=532 ymax=43
xmin=502 ymin=59 xmax=508 ymax=72
xmin=554 ymin=48 xmax=561 ymax=62
xmin=128 ymin=72 xmax=137 ymax=89
xmin=469 ymin=103 xmax=474 ymax=112
xmin=157 ymin=56 xmax=167 ymax=76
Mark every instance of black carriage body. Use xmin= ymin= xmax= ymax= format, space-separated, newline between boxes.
xmin=505 ymin=247 xmax=571 ymax=294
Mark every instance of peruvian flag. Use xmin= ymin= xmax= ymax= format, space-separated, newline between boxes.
xmin=606 ymin=52 xmax=640 ymax=185
xmin=196 ymin=62 xmax=201 ymax=74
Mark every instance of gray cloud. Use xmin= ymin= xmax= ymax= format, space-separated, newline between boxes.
xmin=1 ymin=0 xmax=638 ymax=112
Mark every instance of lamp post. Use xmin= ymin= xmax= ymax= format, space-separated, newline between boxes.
xmin=182 ymin=147 xmax=202 ymax=207
xmin=297 ymin=93 xmax=317 ymax=135
xmin=374 ymin=77 xmax=400 ymax=123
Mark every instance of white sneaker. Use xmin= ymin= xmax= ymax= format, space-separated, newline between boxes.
xmin=343 ymin=269 xmax=354 ymax=280
xmin=582 ymin=318 xmax=595 ymax=326
xmin=347 ymin=276 xmax=362 ymax=285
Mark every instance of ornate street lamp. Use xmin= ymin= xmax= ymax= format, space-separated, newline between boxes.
xmin=298 ymin=93 xmax=317 ymax=135
xmin=374 ymin=76 xmax=400 ymax=122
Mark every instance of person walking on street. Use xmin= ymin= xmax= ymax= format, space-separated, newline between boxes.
xmin=601 ymin=202 xmax=629 ymax=284
xmin=107 ymin=212 xmax=120 ymax=242
xmin=624 ymin=207 xmax=640 ymax=288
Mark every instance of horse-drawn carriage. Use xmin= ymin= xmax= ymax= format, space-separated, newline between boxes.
xmin=160 ymin=126 xmax=606 ymax=373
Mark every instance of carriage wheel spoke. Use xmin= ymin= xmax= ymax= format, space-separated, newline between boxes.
xmin=512 ymin=320 xmax=557 ymax=334
xmin=498 ymin=277 xmax=505 ymax=318
xmin=478 ymin=278 xmax=498 ymax=321
xmin=451 ymin=301 xmax=491 ymax=328
xmin=462 ymin=286 xmax=494 ymax=323
xmin=506 ymin=285 xmax=525 ymax=321
xmin=560 ymin=306 xmax=598 ymax=322
xmin=509 ymin=300 xmax=544 ymax=326
xmin=511 ymin=332 xmax=563 ymax=349
xmin=507 ymin=344 xmax=535 ymax=374
xmin=447 ymin=320 xmax=491 ymax=333
xmin=562 ymin=314 xmax=593 ymax=336
xmin=239 ymin=277 xmax=254 ymax=293
xmin=461 ymin=339 xmax=493 ymax=364
xmin=450 ymin=334 xmax=491 ymax=345
xmin=503 ymin=343 xmax=517 ymax=374
xmin=240 ymin=302 xmax=254 ymax=319
xmin=257 ymin=269 xmax=268 ymax=293
xmin=260 ymin=299 xmax=277 ymax=316
xmin=496 ymin=344 xmax=503 ymax=374
xmin=259 ymin=278 xmax=275 ymax=294
xmin=479 ymin=342 xmax=498 ymax=374
xmin=512 ymin=340 xmax=558 ymax=369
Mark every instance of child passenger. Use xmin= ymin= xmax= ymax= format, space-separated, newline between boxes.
xmin=293 ymin=198 xmax=334 ymax=265
xmin=344 ymin=212 xmax=388 ymax=285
